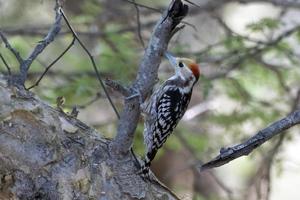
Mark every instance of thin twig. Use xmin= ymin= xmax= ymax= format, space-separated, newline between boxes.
xmin=18 ymin=5 xmax=62 ymax=85
xmin=175 ymin=134 xmax=234 ymax=200
xmin=211 ymin=13 xmax=268 ymax=44
xmin=27 ymin=71 xmax=111 ymax=80
xmin=0 ymin=53 xmax=11 ymax=75
xmin=183 ymin=0 xmax=201 ymax=8
xmin=77 ymin=92 xmax=102 ymax=109
xmin=105 ymin=78 xmax=130 ymax=97
xmin=255 ymin=57 xmax=290 ymax=92
xmin=181 ymin=21 xmax=197 ymax=31
xmin=123 ymin=0 xmax=162 ymax=13
xmin=202 ymin=24 xmax=300 ymax=80
xmin=1 ymin=21 xmax=157 ymax=38
xmin=0 ymin=31 xmax=23 ymax=64
xmin=132 ymin=0 xmax=145 ymax=48
xmin=59 ymin=8 xmax=120 ymax=119
xmin=27 ymin=37 xmax=76 ymax=90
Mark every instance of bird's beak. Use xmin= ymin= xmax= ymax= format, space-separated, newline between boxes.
xmin=164 ymin=52 xmax=177 ymax=67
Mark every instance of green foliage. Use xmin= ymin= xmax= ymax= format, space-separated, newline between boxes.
xmin=164 ymin=134 xmax=182 ymax=151
xmin=246 ymin=17 xmax=280 ymax=32
xmin=236 ymin=61 xmax=280 ymax=99
xmin=224 ymin=35 xmax=246 ymax=51
xmin=184 ymin=133 xmax=208 ymax=152
xmin=71 ymin=0 xmax=102 ymax=23
xmin=199 ymin=76 xmax=213 ymax=99
xmin=295 ymin=29 xmax=300 ymax=43
xmin=193 ymin=193 xmax=220 ymax=200
xmin=82 ymin=0 xmax=102 ymax=17
xmin=208 ymin=111 xmax=251 ymax=128
xmin=37 ymin=74 xmax=98 ymax=105
xmin=98 ymin=26 xmax=138 ymax=82
xmin=0 ymin=37 xmax=31 ymax=72
xmin=192 ymin=194 xmax=208 ymax=200
xmin=8 ymin=37 xmax=31 ymax=59
xmin=0 ymin=49 xmax=18 ymax=72
xmin=133 ymin=123 xmax=146 ymax=155
xmin=267 ymin=41 xmax=292 ymax=59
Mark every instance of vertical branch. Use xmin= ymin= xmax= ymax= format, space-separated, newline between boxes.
xmin=110 ymin=0 xmax=188 ymax=155
xmin=0 ymin=2 xmax=62 ymax=87
xmin=132 ymin=0 xmax=145 ymax=48
xmin=17 ymin=5 xmax=62 ymax=86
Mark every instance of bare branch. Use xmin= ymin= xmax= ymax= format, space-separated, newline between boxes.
xmin=211 ymin=12 xmax=279 ymax=45
xmin=59 ymin=9 xmax=120 ymax=119
xmin=0 ymin=53 xmax=11 ymax=75
xmin=105 ymin=78 xmax=130 ymax=97
xmin=26 ymin=71 xmax=112 ymax=81
xmin=132 ymin=0 xmax=145 ymax=48
xmin=110 ymin=0 xmax=189 ymax=155
xmin=123 ymin=0 xmax=162 ymax=13
xmin=1 ymin=21 xmax=157 ymax=39
xmin=200 ymin=109 xmax=300 ymax=171
xmin=0 ymin=31 xmax=23 ymax=64
xmin=77 ymin=92 xmax=102 ymax=109
xmin=183 ymin=0 xmax=201 ymax=8
xmin=18 ymin=6 xmax=62 ymax=86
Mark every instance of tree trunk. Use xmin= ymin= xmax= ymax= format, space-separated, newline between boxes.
xmin=0 ymin=77 xmax=177 ymax=200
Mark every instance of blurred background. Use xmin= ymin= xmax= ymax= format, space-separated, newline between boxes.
xmin=1 ymin=0 xmax=300 ymax=199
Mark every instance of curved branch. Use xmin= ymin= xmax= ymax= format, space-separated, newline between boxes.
xmin=200 ymin=110 xmax=300 ymax=171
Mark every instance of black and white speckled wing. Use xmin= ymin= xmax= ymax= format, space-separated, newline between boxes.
xmin=143 ymin=82 xmax=169 ymax=153
xmin=153 ymin=86 xmax=191 ymax=148
xmin=143 ymin=80 xmax=192 ymax=153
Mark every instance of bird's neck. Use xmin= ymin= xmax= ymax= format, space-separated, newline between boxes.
xmin=167 ymin=75 xmax=196 ymax=93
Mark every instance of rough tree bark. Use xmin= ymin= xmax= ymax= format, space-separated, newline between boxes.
xmin=0 ymin=77 xmax=178 ymax=199
xmin=2 ymin=0 xmax=300 ymax=199
xmin=0 ymin=0 xmax=188 ymax=199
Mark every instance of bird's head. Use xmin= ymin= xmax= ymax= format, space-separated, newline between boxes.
xmin=164 ymin=52 xmax=200 ymax=83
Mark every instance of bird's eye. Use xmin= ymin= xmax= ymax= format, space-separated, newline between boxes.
xmin=178 ymin=62 xmax=184 ymax=68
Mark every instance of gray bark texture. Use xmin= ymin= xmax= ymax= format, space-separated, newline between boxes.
xmin=0 ymin=78 xmax=177 ymax=200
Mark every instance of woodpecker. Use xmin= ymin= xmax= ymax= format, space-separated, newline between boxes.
xmin=140 ymin=52 xmax=200 ymax=177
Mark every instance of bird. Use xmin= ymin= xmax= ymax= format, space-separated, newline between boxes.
xmin=140 ymin=52 xmax=200 ymax=177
